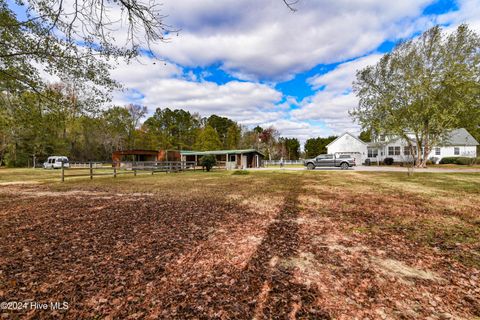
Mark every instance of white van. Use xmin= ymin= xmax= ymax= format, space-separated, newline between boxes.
xmin=43 ymin=156 xmax=70 ymax=169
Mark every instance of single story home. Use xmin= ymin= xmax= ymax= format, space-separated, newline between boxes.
xmin=112 ymin=149 xmax=180 ymax=163
xmin=180 ymin=149 xmax=264 ymax=169
xmin=327 ymin=128 xmax=478 ymax=164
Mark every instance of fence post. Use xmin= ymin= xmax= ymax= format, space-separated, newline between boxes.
xmin=61 ymin=161 xmax=64 ymax=182
xmin=89 ymin=162 xmax=93 ymax=180
xmin=114 ymin=166 xmax=117 ymax=178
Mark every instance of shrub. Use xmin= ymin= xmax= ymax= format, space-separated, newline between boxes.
xmin=456 ymin=157 xmax=473 ymax=165
xmin=439 ymin=157 xmax=458 ymax=164
xmin=383 ymin=157 xmax=394 ymax=165
xmin=199 ymin=155 xmax=217 ymax=172
xmin=439 ymin=157 xmax=473 ymax=165
xmin=232 ymin=170 xmax=249 ymax=175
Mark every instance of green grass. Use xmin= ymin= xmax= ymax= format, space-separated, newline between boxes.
xmin=0 ymin=168 xmax=61 ymax=183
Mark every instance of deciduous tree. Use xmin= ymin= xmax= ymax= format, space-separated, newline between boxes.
xmin=351 ymin=25 xmax=480 ymax=167
xmin=194 ymin=125 xmax=222 ymax=151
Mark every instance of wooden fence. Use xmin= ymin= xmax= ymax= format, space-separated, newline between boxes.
xmin=60 ymin=161 xmax=197 ymax=182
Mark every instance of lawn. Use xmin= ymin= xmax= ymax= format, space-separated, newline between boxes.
xmin=0 ymin=169 xmax=479 ymax=319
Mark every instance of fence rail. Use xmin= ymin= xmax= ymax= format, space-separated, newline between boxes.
xmin=264 ymin=160 xmax=304 ymax=166
xmin=60 ymin=161 xmax=197 ymax=182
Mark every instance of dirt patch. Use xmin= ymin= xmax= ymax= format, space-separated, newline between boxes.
xmin=373 ymin=258 xmax=442 ymax=282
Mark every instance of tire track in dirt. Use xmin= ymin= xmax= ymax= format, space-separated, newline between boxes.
xmin=158 ymin=185 xmax=331 ymax=319
xmin=212 ymin=187 xmax=331 ymax=319
xmin=239 ymin=189 xmax=330 ymax=319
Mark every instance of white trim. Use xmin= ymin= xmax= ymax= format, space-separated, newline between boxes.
xmin=326 ymin=132 xmax=367 ymax=148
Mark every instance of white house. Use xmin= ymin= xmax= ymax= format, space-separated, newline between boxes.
xmin=327 ymin=128 xmax=478 ymax=164
xmin=325 ymin=132 xmax=367 ymax=165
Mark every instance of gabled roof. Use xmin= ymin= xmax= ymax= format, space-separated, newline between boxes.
xmin=369 ymin=128 xmax=478 ymax=147
xmin=180 ymin=149 xmax=265 ymax=156
xmin=326 ymin=132 xmax=367 ymax=148
xmin=442 ymin=128 xmax=479 ymax=146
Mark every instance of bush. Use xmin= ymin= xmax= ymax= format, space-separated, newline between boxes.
xmin=439 ymin=157 xmax=473 ymax=165
xmin=456 ymin=157 xmax=473 ymax=165
xmin=439 ymin=157 xmax=458 ymax=164
xmin=383 ymin=157 xmax=394 ymax=165
xmin=232 ymin=170 xmax=249 ymax=175
xmin=199 ymin=155 xmax=217 ymax=171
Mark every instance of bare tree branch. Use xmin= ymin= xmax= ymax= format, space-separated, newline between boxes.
xmin=283 ymin=0 xmax=299 ymax=12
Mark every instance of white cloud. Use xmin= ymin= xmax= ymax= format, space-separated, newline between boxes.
xmin=307 ymin=54 xmax=383 ymax=91
xmin=110 ymin=58 xmax=285 ymax=125
xmin=153 ymin=0 xmax=434 ymax=80
xmin=438 ymin=0 xmax=480 ymax=32
xmin=104 ymin=0 xmax=480 ymax=142
xmin=292 ymin=53 xmax=383 ymax=134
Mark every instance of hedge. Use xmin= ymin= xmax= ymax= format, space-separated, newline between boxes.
xmin=439 ymin=157 xmax=477 ymax=165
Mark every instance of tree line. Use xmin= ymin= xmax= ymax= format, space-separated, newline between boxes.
xmin=0 ymin=85 xmax=304 ymax=166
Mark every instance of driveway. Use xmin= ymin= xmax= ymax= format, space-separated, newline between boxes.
xmin=254 ymin=165 xmax=480 ymax=173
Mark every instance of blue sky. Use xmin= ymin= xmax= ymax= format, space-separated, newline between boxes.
xmin=12 ymin=0 xmax=479 ymax=143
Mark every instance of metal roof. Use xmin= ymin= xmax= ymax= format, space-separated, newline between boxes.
xmin=180 ymin=149 xmax=264 ymax=156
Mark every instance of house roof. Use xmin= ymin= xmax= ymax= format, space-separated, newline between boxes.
xmin=180 ymin=149 xmax=265 ymax=156
xmin=367 ymin=128 xmax=478 ymax=147
xmin=442 ymin=128 xmax=479 ymax=146
xmin=326 ymin=132 xmax=367 ymax=148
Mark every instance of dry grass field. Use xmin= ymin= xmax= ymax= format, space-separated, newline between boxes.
xmin=0 ymin=168 xmax=479 ymax=319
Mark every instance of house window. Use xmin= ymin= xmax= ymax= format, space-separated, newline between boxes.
xmin=435 ymin=147 xmax=441 ymax=156
xmin=454 ymin=147 xmax=460 ymax=155
xmin=229 ymin=155 xmax=236 ymax=162
xmin=388 ymin=146 xmax=400 ymax=156
xmin=379 ymin=134 xmax=386 ymax=142
xmin=404 ymin=147 xmax=411 ymax=156
xmin=367 ymin=148 xmax=378 ymax=157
